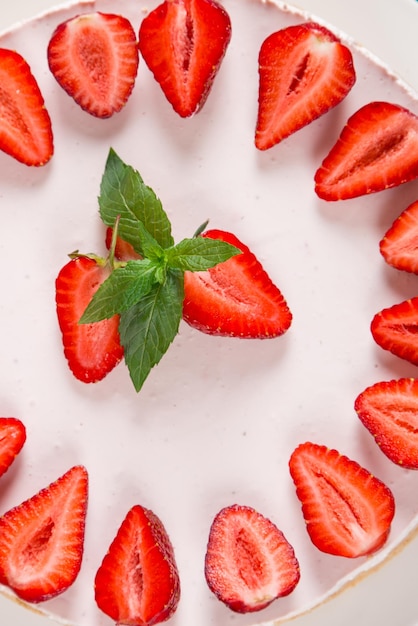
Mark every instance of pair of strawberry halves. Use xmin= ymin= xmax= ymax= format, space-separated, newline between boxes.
xmin=370 ymin=199 xmax=418 ymax=368
xmin=256 ymin=23 xmax=418 ymax=200
xmin=56 ymin=229 xmax=292 ymax=386
xmin=0 ymin=422 xmax=89 ymax=605
xmin=0 ymin=464 xmax=179 ymax=625
xmin=47 ymin=0 xmax=231 ymax=119
xmin=0 ymin=449 xmax=178 ymax=626
xmin=0 ymin=438 xmax=178 ymax=626
xmin=204 ymin=441 xmax=395 ymax=615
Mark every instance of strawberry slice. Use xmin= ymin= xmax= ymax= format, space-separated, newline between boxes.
xmin=55 ymin=256 xmax=124 ymax=383
xmin=380 ymin=199 xmax=418 ymax=273
xmin=138 ymin=0 xmax=231 ymax=117
xmin=255 ymin=22 xmax=355 ymax=150
xmin=289 ymin=442 xmax=395 ymax=558
xmin=94 ymin=504 xmax=180 ymax=625
xmin=0 ymin=417 xmax=26 ymax=478
xmin=182 ymin=229 xmax=292 ymax=338
xmin=0 ymin=465 xmax=88 ymax=603
xmin=371 ymin=297 xmax=418 ymax=366
xmin=204 ymin=504 xmax=300 ymax=613
xmin=47 ymin=12 xmax=139 ymax=118
xmin=355 ymin=378 xmax=418 ymax=469
xmin=315 ymin=101 xmax=418 ymax=200
xmin=0 ymin=48 xmax=53 ymax=166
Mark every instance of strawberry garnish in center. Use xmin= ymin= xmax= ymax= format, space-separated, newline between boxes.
xmin=0 ymin=465 xmax=88 ymax=603
xmin=289 ymin=442 xmax=395 ymax=558
xmin=183 ymin=229 xmax=292 ymax=338
xmin=138 ymin=0 xmax=231 ymax=117
xmin=204 ymin=504 xmax=300 ymax=613
xmin=48 ymin=12 xmax=139 ymax=118
xmin=255 ymin=22 xmax=355 ymax=150
xmin=55 ymin=255 xmax=124 ymax=383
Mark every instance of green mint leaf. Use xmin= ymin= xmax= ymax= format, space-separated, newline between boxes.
xmin=166 ymin=237 xmax=241 ymax=272
xmin=119 ymin=270 xmax=184 ymax=392
xmin=99 ymin=148 xmax=174 ymax=253
xmin=154 ymin=263 xmax=167 ymax=285
xmin=79 ymin=260 xmax=159 ymax=322
xmin=135 ymin=220 xmax=165 ymax=262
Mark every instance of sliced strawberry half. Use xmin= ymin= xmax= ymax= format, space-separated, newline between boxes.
xmin=138 ymin=0 xmax=231 ymax=117
xmin=371 ymin=297 xmax=418 ymax=366
xmin=355 ymin=378 xmax=418 ymax=469
xmin=94 ymin=504 xmax=180 ymax=625
xmin=0 ymin=418 xmax=26 ymax=479
xmin=182 ymin=229 xmax=292 ymax=338
xmin=0 ymin=465 xmax=88 ymax=603
xmin=204 ymin=504 xmax=300 ymax=613
xmin=380 ymin=199 xmax=418 ymax=273
xmin=255 ymin=22 xmax=355 ymax=150
xmin=289 ymin=442 xmax=395 ymax=558
xmin=47 ymin=12 xmax=139 ymax=118
xmin=0 ymin=48 xmax=53 ymax=166
xmin=315 ymin=101 xmax=418 ymax=200
xmin=55 ymin=256 xmax=124 ymax=383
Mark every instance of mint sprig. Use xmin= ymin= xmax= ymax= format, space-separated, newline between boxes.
xmin=80 ymin=148 xmax=241 ymax=392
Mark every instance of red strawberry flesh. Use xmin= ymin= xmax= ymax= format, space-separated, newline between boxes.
xmin=0 ymin=417 xmax=26 ymax=478
xmin=380 ymin=200 xmax=418 ymax=273
xmin=55 ymin=256 xmax=123 ymax=383
xmin=371 ymin=297 xmax=418 ymax=367
xmin=48 ymin=12 xmax=139 ymax=118
xmin=289 ymin=442 xmax=395 ymax=558
xmin=138 ymin=0 xmax=231 ymax=117
xmin=255 ymin=22 xmax=355 ymax=150
xmin=315 ymin=101 xmax=418 ymax=200
xmin=355 ymin=378 xmax=418 ymax=469
xmin=0 ymin=465 xmax=88 ymax=603
xmin=95 ymin=504 xmax=180 ymax=625
xmin=204 ymin=504 xmax=300 ymax=613
xmin=183 ymin=229 xmax=292 ymax=338
xmin=0 ymin=48 xmax=53 ymax=166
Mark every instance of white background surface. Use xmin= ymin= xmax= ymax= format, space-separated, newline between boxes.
xmin=0 ymin=1 xmax=417 ymax=625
